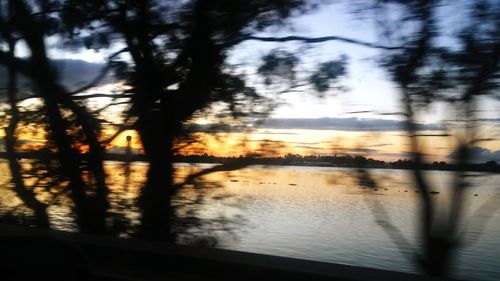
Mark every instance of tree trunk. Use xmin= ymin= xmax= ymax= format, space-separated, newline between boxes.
xmin=137 ymin=111 xmax=175 ymax=241
xmin=3 ymin=39 xmax=50 ymax=228
xmin=10 ymin=0 xmax=108 ymax=234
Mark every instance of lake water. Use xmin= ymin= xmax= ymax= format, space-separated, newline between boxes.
xmin=1 ymin=160 xmax=499 ymax=280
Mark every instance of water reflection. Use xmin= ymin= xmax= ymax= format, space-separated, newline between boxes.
xmin=0 ymin=161 xmax=499 ymax=280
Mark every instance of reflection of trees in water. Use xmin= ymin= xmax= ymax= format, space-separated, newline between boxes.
xmin=172 ymin=177 xmax=246 ymax=247
xmin=0 ymin=160 xmax=247 ymax=241
xmin=356 ymin=165 xmax=500 ymax=278
xmin=106 ymin=161 xmax=136 ymax=237
xmin=354 ymin=168 xmax=416 ymax=263
xmin=0 ymin=155 xmax=75 ymax=229
xmin=167 ymin=163 xmax=253 ymax=245
xmin=86 ymin=162 xmax=249 ymax=242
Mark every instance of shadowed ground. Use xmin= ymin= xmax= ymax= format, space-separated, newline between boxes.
xmin=0 ymin=224 xmax=454 ymax=281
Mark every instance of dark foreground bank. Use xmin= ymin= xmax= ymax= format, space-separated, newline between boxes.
xmin=0 ymin=224 xmax=455 ymax=281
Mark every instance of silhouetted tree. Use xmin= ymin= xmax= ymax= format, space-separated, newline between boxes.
xmin=0 ymin=4 xmax=49 ymax=228
xmin=0 ymin=0 xmax=344 ymax=240
xmin=0 ymin=0 xmax=109 ymax=233
xmin=53 ymin=0 xmax=346 ymax=240
xmin=362 ymin=0 xmax=500 ymax=277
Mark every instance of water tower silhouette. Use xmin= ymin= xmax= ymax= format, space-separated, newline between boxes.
xmin=126 ymin=135 xmax=132 ymax=155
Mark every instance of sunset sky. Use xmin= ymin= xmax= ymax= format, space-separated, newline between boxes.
xmin=2 ymin=2 xmax=500 ymax=163
xmin=99 ymin=2 xmax=500 ymax=162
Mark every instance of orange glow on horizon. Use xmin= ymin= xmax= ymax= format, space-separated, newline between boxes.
xmin=7 ymin=123 xmax=500 ymax=162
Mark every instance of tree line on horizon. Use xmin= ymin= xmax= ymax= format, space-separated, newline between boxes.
xmin=174 ymin=153 xmax=500 ymax=172
xmin=3 ymin=148 xmax=500 ymax=172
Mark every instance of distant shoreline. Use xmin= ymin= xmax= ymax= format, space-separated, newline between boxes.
xmin=1 ymin=151 xmax=499 ymax=173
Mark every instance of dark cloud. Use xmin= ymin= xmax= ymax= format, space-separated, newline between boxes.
xmin=367 ymin=143 xmax=391 ymax=147
xmin=448 ymin=146 xmax=500 ymax=163
xmin=52 ymin=60 xmax=108 ymax=91
xmin=373 ymin=151 xmax=412 ymax=159
xmin=295 ymin=145 xmax=324 ymax=150
xmin=289 ymin=141 xmax=323 ymax=146
xmin=346 ymin=110 xmax=372 ymax=114
xmin=330 ymin=147 xmax=380 ymax=154
xmin=259 ymin=117 xmax=440 ymax=132
xmin=254 ymin=130 xmax=299 ymax=135
xmin=478 ymin=118 xmax=500 ymax=123
xmin=184 ymin=124 xmax=248 ymax=133
xmin=348 ymin=148 xmax=379 ymax=153
xmin=186 ymin=118 xmax=440 ymax=133
xmin=0 ymin=59 xmax=106 ymax=97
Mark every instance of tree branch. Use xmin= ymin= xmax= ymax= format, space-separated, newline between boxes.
xmin=171 ymin=159 xmax=255 ymax=196
xmin=72 ymin=93 xmax=132 ymax=100
xmin=68 ymin=47 xmax=129 ymax=96
xmin=238 ymin=35 xmax=402 ymax=50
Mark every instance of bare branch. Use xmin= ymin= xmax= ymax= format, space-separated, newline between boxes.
xmin=171 ymin=160 xmax=255 ymax=195
xmin=239 ymin=35 xmax=402 ymax=50
xmin=92 ymin=100 xmax=131 ymax=114
xmin=72 ymin=93 xmax=132 ymax=100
